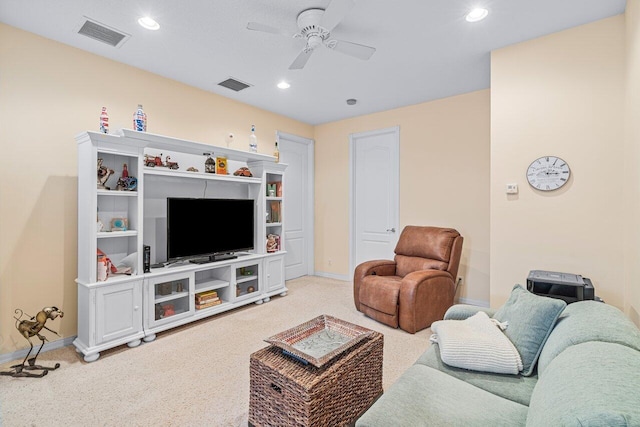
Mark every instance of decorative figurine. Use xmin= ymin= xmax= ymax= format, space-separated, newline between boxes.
xmin=233 ymin=167 xmax=253 ymax=177
xmin=144 ymin=153 xmax=179 ymax=170
xmin=187 ymin=167 xmax=199 ymax=172
xmin=97 ymin=158 xmax=114 ymax=190
xmin=204 ymin=153 xmax=216 ymax=174
xmin=116 ymin=163 xmax=137 ymax=191
xmin=247 ymin=286 xmax=255 ymax=293
xmin=1 ymin=306 xmax=64 ymax=378
xmin=266 ymin=234 xmax=279 ymax=253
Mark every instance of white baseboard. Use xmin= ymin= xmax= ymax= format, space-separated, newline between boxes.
xmin=313 ymin=271 xmax=351 ymax=282
xmin=0 ymin=336 xmax=76 ymax=365
xmin=456 ymin=297 xmax=490 ymax=307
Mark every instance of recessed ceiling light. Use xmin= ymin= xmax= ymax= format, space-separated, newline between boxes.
xmin=277 ymin=81 xmax=290 ymax=89
xmin=138 ymin=16 xmax=160 ymax=30
xmin=465 ymin=8 xmax=488 ymax=22
xmin=346 ymin=98 xmax=357 ymax=105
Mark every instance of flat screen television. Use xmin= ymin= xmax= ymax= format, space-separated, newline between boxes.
xmin=167 ymin=197 xmax=254 ymax=263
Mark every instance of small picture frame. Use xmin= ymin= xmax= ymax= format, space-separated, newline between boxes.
xmin=110 ymin=217 xmax=128 ymax=231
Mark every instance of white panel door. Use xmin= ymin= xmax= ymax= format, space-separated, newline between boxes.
xmin=351 ymin=127 xmax=400 ymax=270
xmin=278 ymin=132 xmax=314 ymax=280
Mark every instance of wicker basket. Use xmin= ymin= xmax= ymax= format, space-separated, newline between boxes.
xmin=249 ymin=330 xmax=383 ymax=427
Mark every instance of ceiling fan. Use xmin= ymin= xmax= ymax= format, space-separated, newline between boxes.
xmin=247 ymin=0 xmax=376 ymax=70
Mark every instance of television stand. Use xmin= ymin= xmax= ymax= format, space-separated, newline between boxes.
xmin=190 ymin=253 xmax=238 ymax=264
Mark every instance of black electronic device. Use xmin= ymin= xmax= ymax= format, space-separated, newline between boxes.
xmin=526 ymin=270 xmax=595 ymax=304
xmin=143 ymin=245 xmax=151 ymax=273
xmin=166 ymin=197 xmax=254 ymax=264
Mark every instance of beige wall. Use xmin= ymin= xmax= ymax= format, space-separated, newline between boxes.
xmin=3 ymin=7 xmax=638 ymax=357
xmin=0 ymin=24 xmax=313 ymax=355
xmin=491 ymin=16 xmax=626 ymax=307
xmin=625 ymin=0 xmax=640 ymax=325
xmin=314 ymin=90 xmax=491 ymax=305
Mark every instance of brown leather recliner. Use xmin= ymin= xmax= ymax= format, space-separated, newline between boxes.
xmin=354 ymin=226 xmax=463 ymax=334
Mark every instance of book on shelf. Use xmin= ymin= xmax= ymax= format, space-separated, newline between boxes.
xmin=195 ymin=295 xmax=220 ymax=304
xmin=269 ymin=201 xmax=281 ymax=223
xmin=196 ymin=299 xmax=222 ymax=310
xmin=195 ymin=290 xmax=217 ymax=299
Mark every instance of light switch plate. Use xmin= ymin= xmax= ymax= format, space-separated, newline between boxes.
xmin=506 ymin=183 xmax=518 ymax=194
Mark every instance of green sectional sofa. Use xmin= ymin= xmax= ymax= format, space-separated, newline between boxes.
xmin=356 ymin=300 xmax=640 ymax=426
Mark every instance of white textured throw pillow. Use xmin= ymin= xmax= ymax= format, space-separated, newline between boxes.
xmin=430 ymin=311 xmax=523 ymax=375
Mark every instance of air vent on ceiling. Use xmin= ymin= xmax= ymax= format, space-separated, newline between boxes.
xmin=218 ymin=78 xmax=252 ymax=92
xmin=77 ymin=17 xmax=130 ymax=48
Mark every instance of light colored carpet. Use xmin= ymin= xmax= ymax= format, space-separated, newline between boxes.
xmin=0 ymin=276 xmax=432 ymax=426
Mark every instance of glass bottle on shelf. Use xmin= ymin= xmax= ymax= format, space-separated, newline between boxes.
xmin=249 ymin=124 xmax=257 ymax=152
xmin=133 ymin=104 xmax=147 ymax=132
xmin=273 ymin=132 xmax=280 ymax=163
xmin=99 ymin=107 xmax=109 ymax=134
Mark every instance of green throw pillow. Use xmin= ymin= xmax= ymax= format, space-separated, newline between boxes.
xmin=493 ymin=284 xmax=566 ymax=376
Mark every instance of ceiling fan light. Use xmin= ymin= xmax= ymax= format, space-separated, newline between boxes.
xmin=138 ymin=16 xmax=160 ymax=30
xmin=465 ymin=8 xmax=488 ymax=22
xmin=277 ymin=81 xmax=291 ymax=89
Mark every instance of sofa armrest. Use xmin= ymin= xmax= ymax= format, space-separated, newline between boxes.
xmin=353 ymin=260 xmax=397 ymax=311
xmin=444 ymin=304 xmax=496 ymax=321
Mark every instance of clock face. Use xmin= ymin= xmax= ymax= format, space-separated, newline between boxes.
xmin=526 ymin=156 xmax=570 ymax=191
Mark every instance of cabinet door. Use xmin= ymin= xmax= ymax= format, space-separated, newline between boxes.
xmin=265 ymin=256 xmax=285 ymax=293
xmin=234 ymin=261 xmax=262 ymax=301
xmin=95 ymin=281 xmax=142 ymax=345
xmin=146 ymin=272 xmax=194 ymax=329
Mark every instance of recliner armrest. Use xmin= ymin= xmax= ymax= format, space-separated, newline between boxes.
xmin=398 ymin=270 xmax=455 ymax=333
xmin=444 ymin=304 xmax=496 ymax=320
xmin=353 ymin=260 xmax=397 ymax=312
xmin=354 ymin=260 xmax=397 ymax=278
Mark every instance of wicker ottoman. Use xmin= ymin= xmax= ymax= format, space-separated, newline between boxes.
xmin=249 ymin=330 xmax=383 ymax=426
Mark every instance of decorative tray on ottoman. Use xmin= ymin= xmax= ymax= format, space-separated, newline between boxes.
xmin=264 ymin=314 xmax=374 ymax=367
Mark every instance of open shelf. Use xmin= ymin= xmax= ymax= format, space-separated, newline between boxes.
xmin=97 ymin=190 xmax=138 ymax=197
xmin=144 ymin=167 xmax=261 ymax=184
xmin=195 ymin=279 xmax=229 ymax=293
xmin=97 ymin=230 xmax=138 ymax=238
xmin=237 ymin=275 xmax=258 ymax=284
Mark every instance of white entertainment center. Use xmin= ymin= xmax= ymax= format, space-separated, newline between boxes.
xmin=74 ymin=129 xmax=287 ymax=362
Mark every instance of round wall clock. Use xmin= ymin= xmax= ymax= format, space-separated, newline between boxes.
xmin=526 ymin=156 xmax=571 ymax=191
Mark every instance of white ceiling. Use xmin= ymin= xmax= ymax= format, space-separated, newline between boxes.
xmin=0 ymin=0 xmax=627 ymax=125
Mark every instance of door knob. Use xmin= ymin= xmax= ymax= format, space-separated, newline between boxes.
xmin=386 ymin=228 xmax=396 ymax=233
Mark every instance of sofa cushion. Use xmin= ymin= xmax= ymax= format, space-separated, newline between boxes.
xmin=526 ymin=341 xmax=640 ymax=426
xmin=444 ymin=304 xmax=497 ymax=320
xmin=430 ymin=311 xmax=523 ymax=374
xmin=493 ymin=284 xmax=566 ymax=376
xmin=538 ymin=300 xmax=640 ymax=376
xmin=355 ymin=364 xmax=528 ymax=427
xmin=416 ymin=345 xmax=538 ymax=407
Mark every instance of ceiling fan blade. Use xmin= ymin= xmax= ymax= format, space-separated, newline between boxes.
xmin=319 ymin=0 xmax=355 ymax=32
xmin=289 ymin=49 xmax=315 ymax=70
xmin=329 ymin=39 xmax=376 ymax=60
xmin=246 ymin=22 xmax=292 ymax=37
